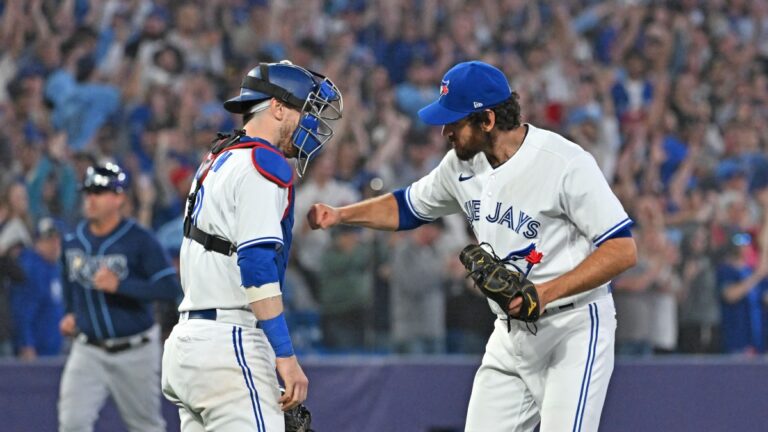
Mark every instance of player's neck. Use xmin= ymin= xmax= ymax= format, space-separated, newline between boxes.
xmin=89 ymin=214 xmax=122 ymax=237
xmin=244 ymin=122 xmax=281 ymax=151
xmin=485 ymin=124 xmax=528 ymax=168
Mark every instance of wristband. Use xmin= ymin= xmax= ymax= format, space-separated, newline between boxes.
xmin=259 ymin=312 xmax=294 ymax=357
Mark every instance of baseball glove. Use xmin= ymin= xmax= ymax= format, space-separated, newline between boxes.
xmin=459 ymin=243 xmax=541 ymax=330
xmin=284 ymin=401 xmax=313 ymax=432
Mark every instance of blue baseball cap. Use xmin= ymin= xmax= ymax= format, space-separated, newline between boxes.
xmin=418 ymin=61 xmax=511 ymax=125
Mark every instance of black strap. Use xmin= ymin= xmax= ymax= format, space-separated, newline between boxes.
xmin=183 ymin=219 xmax=236 ymax=256
xmin=241 ymin=75 xmax=305 ymax=108
xmin=182 ymin=130 xmax=249 ymax=257
xmin=211 ymin=129 xmax=245 ymax=154
xmin=81 ymin=334 xmax=150 ymax=354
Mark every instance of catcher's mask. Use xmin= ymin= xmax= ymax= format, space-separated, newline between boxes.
xmin=224 ymin=61 xmax=343 ymax=176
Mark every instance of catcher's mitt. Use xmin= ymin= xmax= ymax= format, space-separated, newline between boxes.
xmin=283 ymin=391 xmax=313 ymax=432
xmin=459 ymin=243 xmax=541 ymax=331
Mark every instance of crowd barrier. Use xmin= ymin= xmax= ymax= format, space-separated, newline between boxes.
xmin=1 ymin=356 xmax=766 ymax=431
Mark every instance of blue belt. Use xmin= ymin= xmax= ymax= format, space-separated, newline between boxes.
xmin=188 ymin=309 xmax=218 ymax=320
xmin=187 ymin=309 xmax=262 ymax=328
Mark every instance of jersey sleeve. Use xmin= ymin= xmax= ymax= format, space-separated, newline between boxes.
xmin=402 ymin=153 xmax=462 ymax=221
xmin=233 ymin=167 xmax=286 ymax=252
xmin=139 ymin=233 xmax=179 ymax=288
xmin=116 ymin=227 xmax=181 ymax=301
xmin=561 ymin=152 xmax=633 ymax=246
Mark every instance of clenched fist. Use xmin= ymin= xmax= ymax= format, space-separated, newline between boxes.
xmin=60 ymin=313 xmax=76 ymax=336
xmin=307 ymin=203 xmax=341 ymax=230
xmin=92 ymin=265 xmax=120 ymax=293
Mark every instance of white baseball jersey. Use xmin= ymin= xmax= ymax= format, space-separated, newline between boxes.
xmin=405 ymin=123 xmax=631 ymax=315
xmin=164 ymin=142 xmax=292 ymax=432
xmin=404 ymin=124 xmax=631 ymax=431
xmin=178 ymin=147 xmax=290 ymax=311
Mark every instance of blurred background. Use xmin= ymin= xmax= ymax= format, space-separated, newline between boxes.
xmin=1 ymin=0 xmax=768 ymax=430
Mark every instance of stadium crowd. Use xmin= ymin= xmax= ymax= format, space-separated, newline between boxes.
xmin=1 ymin=0 xmax=768 ymax=358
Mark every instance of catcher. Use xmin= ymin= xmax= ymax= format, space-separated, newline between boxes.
xmin=161 ymin=60 xmax=342 ymax=431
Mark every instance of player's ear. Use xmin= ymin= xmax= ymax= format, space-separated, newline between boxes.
xmin=116 ymin=192 xmax=128 ymax=210
xmin=270 ymin=98 xmax=286 ymax=121
xmin=481 ymin=109 xmax=496 ymax=132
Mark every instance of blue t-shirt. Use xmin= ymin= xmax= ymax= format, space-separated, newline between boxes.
xmin=717 ymin=264 xmax=764 ymax=353
xmin=10 ymin=248 xmax=64 ymax=356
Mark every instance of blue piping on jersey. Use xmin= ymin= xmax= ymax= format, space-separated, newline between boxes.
xmin=573 ymin=303 xmax=599 ymax=432
xmin=95 ymin=220 xmax=135 ymax=338
xmin=98 ymin=220 xmax=135 ymax=254
xmin=97 ymin=291 xmax=116 ymax=337
xmin=76 ymin=222 xmax=103 ymax=340
xmin=393 ymin=188 xmax=429 ymax=231
xmin=405 ymin=185 xmax=434 ymax=221
xmin=593 ymin=218 xmax=633 ymax=246
xmin=239 ymin=327 xmax=266 ymax=432
xmin=580 ymin=303 xmax=600 ymax=431
xmin=233 ymin=326 xmax=262 ymax=431
xmin=602 ymin=226 xmax=632 ymax=243
xmin=150 ymin=267 xmax=177 ymax=284
xmin=237 ymin=236 xmax=284 ymax=252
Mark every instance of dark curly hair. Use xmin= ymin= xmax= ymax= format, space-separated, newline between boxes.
xmin=467 ymin=92 xmax=522 ymax=131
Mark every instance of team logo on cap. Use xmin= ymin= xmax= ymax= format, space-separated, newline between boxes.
xmin=440 ymin=80 xmax=449 ymax=96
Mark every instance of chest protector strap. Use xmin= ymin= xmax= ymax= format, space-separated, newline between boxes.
xmin=183 ymin=130 xmax=252 ymax=256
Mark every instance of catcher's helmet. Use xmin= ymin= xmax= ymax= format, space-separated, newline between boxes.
xmin=224 ymin=61 xmax=343 ymax=176
xmin=82 ymin=163 xmax=128 ymax=194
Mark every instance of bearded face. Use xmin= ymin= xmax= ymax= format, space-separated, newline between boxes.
xmin=443 ymin=118 xmax=492 ymax=161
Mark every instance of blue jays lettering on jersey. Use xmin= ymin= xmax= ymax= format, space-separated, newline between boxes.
xmin=62 ymin=219 xmax=180 ymax=340
xmin=463 ymin=199 xmax=541 ymax=239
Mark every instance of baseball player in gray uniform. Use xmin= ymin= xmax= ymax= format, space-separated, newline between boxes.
xmin=308 ymin=61 xmax=637 ymax=431
xmin=59 ymin=164 xmax=181 ymax=432
xmin=161 ymin=61 xmax=342 ymax=431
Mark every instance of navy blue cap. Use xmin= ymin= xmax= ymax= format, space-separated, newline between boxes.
xmin=418 ymin=61 xmax=511 ymax=125
xmin=82 ymin=163 xmax=128 ymax=193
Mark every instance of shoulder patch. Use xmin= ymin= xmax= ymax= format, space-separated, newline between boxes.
xmin=251 ymin=146 xmax=293 ymax=188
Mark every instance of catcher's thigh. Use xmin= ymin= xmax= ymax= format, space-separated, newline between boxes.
xmin=162 ymin=319 xmax=284 ymax=432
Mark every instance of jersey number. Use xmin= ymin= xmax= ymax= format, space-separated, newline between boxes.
xmin=191 ymin=185 xmax=205 ymax=225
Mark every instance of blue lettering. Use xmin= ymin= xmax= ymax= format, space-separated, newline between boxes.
xmin=524 ymin=221 xmax=540 ymax=239
xmin=463 ymin=200 xmax=481 ymax=223
xmin=191 ymin=185 xmax=205 ymax=225
xmin=514 ymin=212 xmax=532 ymax=234
xmin=499 ymin=206 xmax=514 ymax=229
xmin=486 ymin=202 xmax=502 ymax=223
xmin=211 ymin=151 xmax=233 ymax=172
xmin=471 ymin=200 xmax=480 ymax=222
xmin=474 ymin=200 xmax=542 ymax=238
